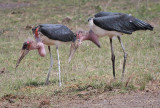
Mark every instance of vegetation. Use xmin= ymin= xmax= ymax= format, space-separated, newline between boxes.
xmin=0 ymin=0 xmax=160 ymax=100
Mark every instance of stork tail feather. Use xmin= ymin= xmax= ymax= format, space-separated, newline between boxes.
xmin=133 ymin=19 xmax=153 ymax=31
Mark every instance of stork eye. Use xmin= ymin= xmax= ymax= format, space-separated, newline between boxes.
xmin=77 ymin=39 xmax=80 ymax=42
xmin=22 ymin=42 xmax=29 ymax=50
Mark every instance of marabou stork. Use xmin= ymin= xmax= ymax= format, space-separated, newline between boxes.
xmin=16 ymin=24 xmax=80 ymax=86
xmin=76 ymin=12 xmax=153 ymax=80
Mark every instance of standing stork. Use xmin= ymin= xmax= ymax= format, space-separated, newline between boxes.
xmin=76 ymin=12 xmax=153 ymax=80
xmin=16 ymin=24 xmax=80 ymax=86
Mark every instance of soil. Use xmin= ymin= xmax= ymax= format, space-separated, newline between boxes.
xmin=0 ymin=90 xmax=160 ymax=108
xmin=1 ymin=80 xmax=160 ymax=108
xmin=59 ymin=91 xmax=160 ymax=108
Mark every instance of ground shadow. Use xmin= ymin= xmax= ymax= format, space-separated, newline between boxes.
xmin=24 ymin=79 xmax=58 ymax=87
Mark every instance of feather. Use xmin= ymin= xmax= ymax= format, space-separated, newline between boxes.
xmin=92 ymin=12 xmax=153 ymax=34
xmin=38 ymin=24 xmax=76 ymax=42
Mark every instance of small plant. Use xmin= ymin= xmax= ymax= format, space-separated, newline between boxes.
xmin=144 ymin=73 xmax=153 ymax=82
xmin=127 ymin=84 xmax=136 ymax=91
xmin=139 ymin=82 xmax=146 ymax=91
xmin=112 ymin=81 xmax=123 ymax=89
xmin=104 ymin=81 xmax=123 ymax=91
xmin=120 ymin=87 xmax=128 ymax=94
xmin=104 ymin=84 xmax=113 ymax=91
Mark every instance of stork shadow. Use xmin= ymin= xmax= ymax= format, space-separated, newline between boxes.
xmin=24 ymin=79 xmax=58 ymax=87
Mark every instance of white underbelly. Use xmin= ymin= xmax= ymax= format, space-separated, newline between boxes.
xmin=40 ymin=35 xmax=70 ymax=46
xmin=89 ymin=19 xmax=122 ymax=38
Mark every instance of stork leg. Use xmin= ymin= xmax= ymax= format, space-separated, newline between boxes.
xmin=117 ymin=36 xmax=127 ymax=81
xmin=56 ymin=46 xmax=62 ymax=87
xmin=45 ymin=46 xmax=54 ymax=85
xmin=110 ymin=38 xmax=115 ymax=79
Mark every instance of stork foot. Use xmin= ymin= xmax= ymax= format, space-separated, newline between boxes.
xmin=45 ymin=80 xmax=49 ymax=85
xmin=59 ymin=82 xmax=62 ymax=87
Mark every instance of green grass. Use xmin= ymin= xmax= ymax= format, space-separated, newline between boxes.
xmin=0 ymin=0 xmax=160 ymax=99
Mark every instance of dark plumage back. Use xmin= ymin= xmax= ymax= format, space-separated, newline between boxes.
xmin=93 ymin=12 xmax=153 ymax=34
xmin=33 ymin=24 xmax=76 ymax=42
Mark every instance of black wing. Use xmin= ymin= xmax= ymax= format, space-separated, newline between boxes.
xmin=38 ymin=24 xmax=76 ymax=42
xmin=93 ymin=14 xmax=153 ymax=34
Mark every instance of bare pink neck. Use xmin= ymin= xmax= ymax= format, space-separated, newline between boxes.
xmin=81 ymin=31 xmax=90 ymax=41
xmin=81 ymin=30 xmax=101 ymax=48
xmin=80 ymin=30 xmax=97 ymax=40
xmin=30 ymin=42 xmax=46 ymax=57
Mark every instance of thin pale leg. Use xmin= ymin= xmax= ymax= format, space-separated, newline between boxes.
xmin=117 ymin=36 xmax=127 ymax=81
xmin=56 ymin=46 xmax=62 ymax=87
xmin=45 ymin=46 xmax=54 ymax=85
xmin=110 ymin=38 xmax=115 ymax=79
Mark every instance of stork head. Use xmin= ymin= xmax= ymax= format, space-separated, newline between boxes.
xmin=68 ymin=30 xmax=100 ymax=62
xmin=75 ymin=30 xmax=101 ymax=48
xmin=88 ymin=17 xmax=93 ymax=22
xmin=15 ymin=40 xmax=46 ymax=69
xmin=15 ymin=41 xmax=31 ymax=69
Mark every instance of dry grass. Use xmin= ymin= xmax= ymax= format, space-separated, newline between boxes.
xmin=0 ymin=0 xmax=160 ymax=99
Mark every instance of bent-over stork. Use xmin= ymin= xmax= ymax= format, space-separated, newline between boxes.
xmin=16 ymin=24 xmax=80 ymax=86
xmin=76 ymin=12 xmax=153 ymax=80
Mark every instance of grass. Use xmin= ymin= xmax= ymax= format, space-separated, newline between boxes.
xmin=0 ymin=0 xmax=160 ymax=100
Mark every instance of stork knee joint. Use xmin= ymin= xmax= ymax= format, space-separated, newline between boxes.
xmin=124 ymin=53 xmax=127 ymax=59
xmin=111 ymin=55 xmax=115 ymax=61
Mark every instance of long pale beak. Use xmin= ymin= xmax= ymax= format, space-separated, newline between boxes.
xmin=68 ymin=40 xmax=80 ymax=62
xmin=15 ymin=49 xmax=29 ymax=70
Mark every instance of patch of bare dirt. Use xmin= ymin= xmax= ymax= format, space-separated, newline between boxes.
xmin=0 ymin=2 xmax=30 ymax=10
xmin=0 ymin=81 xmax=160 ymax=108
xmin=39 ymin=99 xmax=50 ymax=107
xmin=1 ymin=90 xmax=160 ymax=108
xmin=56 ymin=81 xmax=160 ymax=108
xmin=58 ymin=91 xmax=160 ymax=108
xmin=0 ymin=94 xmax=51 ymax=108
